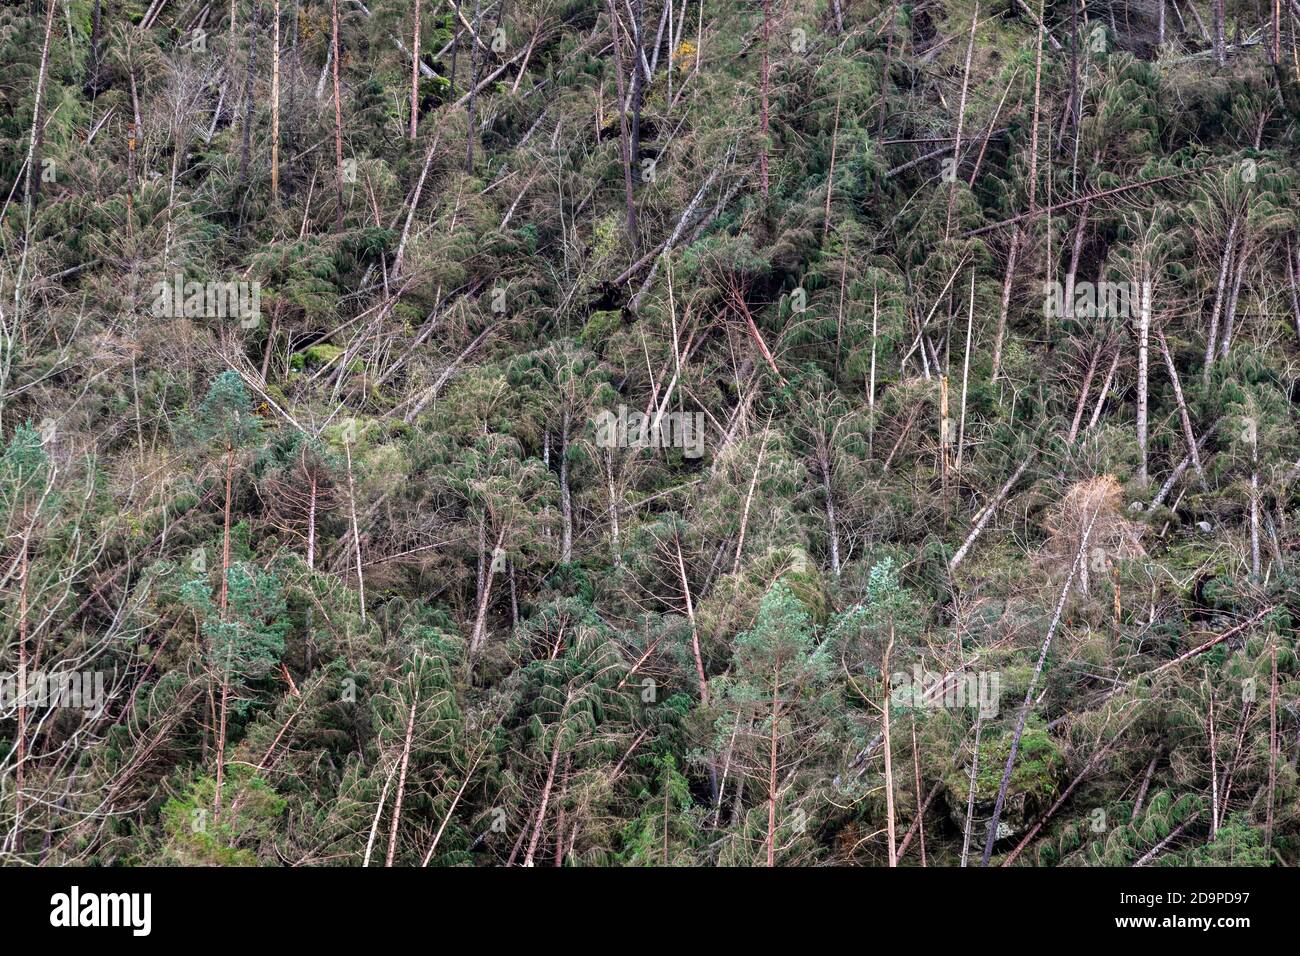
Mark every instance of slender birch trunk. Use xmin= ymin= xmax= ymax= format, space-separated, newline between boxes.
xmin=1136 ymin=276 xmax=1150 ymax=486
xmin=384 ymin=694 xmax=418 ymax=867
xmin=410 ymin=0 xmax=422 ymax=139
xmin=271 ymin=0 xmax=281 ymax=202
xmin=332 ymin=0 xmax=345 ymax=227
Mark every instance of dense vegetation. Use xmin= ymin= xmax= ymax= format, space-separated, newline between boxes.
xmin=1 ymin=0 xmax=1299 ymax=867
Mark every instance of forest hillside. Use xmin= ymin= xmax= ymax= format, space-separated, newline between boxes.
xmin=2 ymin=0 xmax=1299 ymax=866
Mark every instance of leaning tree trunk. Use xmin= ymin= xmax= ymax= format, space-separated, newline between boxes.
xmin=384 ymin=694 xmax=419 ymax=867
xmin=523 ymin=713 xmax=566 ymax=867
xmin=1155 ymin=327 xmax=1203 ymax=480
xmin=22 ymin=0 xmax=57 ymax=223
xmin=1202 ymin=217 xmax=1238 ymax=382
xmin=759 ymin=0 xmax=772 ymax=199
xmin=980 ymin=501 xmax=1101 ymax=865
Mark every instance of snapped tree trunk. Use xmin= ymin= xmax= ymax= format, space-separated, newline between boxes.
xmin=384 ymin=693 xmax=419 ymax=867
xmin=1155 ymin=327 xmax=1203 ymax=481
xmin=523 ymin=709 xmax=566 ymax=867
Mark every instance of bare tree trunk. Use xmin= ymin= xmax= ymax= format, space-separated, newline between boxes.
xmin=1250 ymin=419 xmax=1260 ymax=578
xmin=990 ymin=230 xmax=1020 ymax=382
xmin=1066 ymin=341 xmax=1101 ymax=445
xmin=605 ymin=450 xmax=621 ymax=566
xmin=824 ymin=93 xmax=841 ymax=241
xmin=1134 ymin=817 xmax=1195 ymax=866
xmin=13 ymin=542 xmax=29 ymax=851
xmin=1087 ymin=347 xmax=1122 ymax=433
xmin=765 ymin=659 xmax=781 ymax=867
xmin=271 ymin=0 xmax=281 ymax=202
xmin=993 ymin=9 xmax=1044 ymax=382
xmin=878 ymin=6 xmax=893 ymax=133
xmin=981 ymin=498 xmax=1101 ymax=864
xmin=1266 ymin=641 xmax=1278 ymax=849
xmin=1286 ymin=239 xmax=1300 ymax=346
xmin=363 ymin=761 xmax=398 ymax=866
xmin=1202 ymin=217 xmax=1238 ymax=383
xmin=759 ymin=0 xmax=771 ymax=199
xmin=821 ymin=450 xmax=841 ymax=576
xmin=306 ymin=473 xmax=317 ymax=570
xmin=238 ymin=6 xmax=260 ymax=188
xmin=220 ymin=444 xmax=235 ymax=615
xmin=210 ymin=441 xmax=235 ymax=817
xmin=215 ymin=674 xmax=229 ymax=815
xmin=1061 ymin=0 xmax=1080 ymax=144
xmin=911 ymin=715 xmax=927 ymax=865
xmin=606 ymin=0 xmax=639 ymax=249
xmin=332 ymin=0 xmax=345 ymax=227
xmin=882 ymin=629 xmax=897 ymax=866
xmin=1208 ymin=685 xmax=1219 ymax=841
xmin=469 ymin=524 xmax=506 ymax=659
xmin=1155 ymin=327 xmax=1203 ymax=480
xmin=1219 ymin=244 xmax=1246 ymax=360
xmin=1063 ymin=203 xmax=1089 ymax=319
xmin=952 ymin=274 xmax=975 ymax=471
xmin=674 ymin=533 xmax=709 ymax=707
xmin=87 ymin=0 xmax=103 ymax=94
xmin=559 ymin=413 xmax=573 ymax=563
xmin=344 ymin=441 xmax=366 ymax=624
xmin=869 ymin=284 xmax=878 ymax=457
xmin=630 ymin=0 xmax=645 ymax=169
xmin=410 ymin=0 xmax=422 ymax=139
xmin=465 ymin=0 xmax=480 ymax=172
xmin=949 ymin=453 xmax=1035 ymax=571
xmin=733 ymin=429 xmax=769 ymax=574
xmin=391 ymin=123 xmax=446 ymax=278
xmin=960 ymin=713 xmax=982 ymax=867
xmin=1132 ymin=754 xmax=1159 ymax=822
xmin=22 ymin=0 xmax=57 ymax=223
xmin=523 ymin=718 xmax=564 ymax=867
xmin=945 ymin=3 xmax=978 ymax=240
xmin=421 ymin=753 xmax=482 ymax=865
xmin=384 ymin=694 xmax=418 ymax=867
